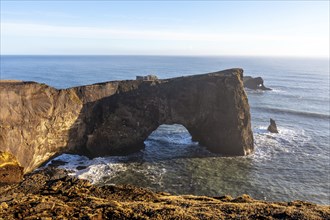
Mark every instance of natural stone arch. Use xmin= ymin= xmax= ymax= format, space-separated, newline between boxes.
xmin=79 ymin=69 xmax=253 ymax=157
xmin=0 ymin=68 xmax=254 ymax=173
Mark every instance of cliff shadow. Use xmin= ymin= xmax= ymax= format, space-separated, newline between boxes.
xmin=66 ymin=70 xmax=253 ymax=160
xmin=66 ymin=80 xmax=203 ymax=158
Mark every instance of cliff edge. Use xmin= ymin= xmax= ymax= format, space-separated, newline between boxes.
xmin=0 ymin=68 xmax=253 ymax=173
xmin=0 ymin=168 xmax=329 ymax=219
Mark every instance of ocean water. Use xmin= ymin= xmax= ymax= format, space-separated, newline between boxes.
xmin=1 ymin=55 xmax=329 ymax=204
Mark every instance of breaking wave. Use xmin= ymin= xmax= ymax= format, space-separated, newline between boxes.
xmin=251 ymin=126 xmax=311 ymax=162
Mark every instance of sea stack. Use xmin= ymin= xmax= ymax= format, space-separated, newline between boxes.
xmin=267 ymin=118 xmax=279 ymax=133
xmin=0 ymin=68 xmax=254 ymax=173
xmin=243 ymin=76 xmax=271 ymax=90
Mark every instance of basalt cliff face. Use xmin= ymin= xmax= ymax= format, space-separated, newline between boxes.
xmin=0 ymin=68 xmax=253 ymax=173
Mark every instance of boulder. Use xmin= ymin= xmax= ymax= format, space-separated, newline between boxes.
xmin=0 ymin=151 xmax=24 ymax=185
xmin=0 ymin=68 xmax=254 ymax=173
xmin=267 ymin=118 xmax=279 ymax=133
xmin=243 ymin=76 xmax=271 ymax=90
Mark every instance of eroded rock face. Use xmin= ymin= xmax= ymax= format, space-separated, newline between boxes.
xmin=0 ymin=82 xmax=84 ymax=173
xmin=0 ymin=68 xmax=253 ymax=173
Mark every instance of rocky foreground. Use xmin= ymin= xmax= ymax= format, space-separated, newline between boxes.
xmin=0 ymin=168 xmax=329 ymax=220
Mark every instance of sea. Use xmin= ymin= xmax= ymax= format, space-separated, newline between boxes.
xmin=1 ymin=55 xmax=329 ymax=204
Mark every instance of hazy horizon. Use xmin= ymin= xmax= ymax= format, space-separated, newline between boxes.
xmin=1 ymin=1 xmax=329 ymax=58
xmin=1 ymin=54 xmax=329 ymax=60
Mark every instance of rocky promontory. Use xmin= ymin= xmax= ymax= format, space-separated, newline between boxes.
xmin=243 ymin=76 xmax=271 ymax=90
xmin=0 ymin=168 xmax=329 ymax=219
xmin=0 ymin=68 xmax=253 ymax=173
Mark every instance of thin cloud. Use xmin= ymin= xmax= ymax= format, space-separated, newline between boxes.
xmin=2 ymin=22 xmax=324 ymax=42
xmin=1 ymin=22 xmax=328 ymax=57
xmin=2 ymin=11 xmax=79 ymax=19
xmin=1 ymin=22 xmax=236 ymax=41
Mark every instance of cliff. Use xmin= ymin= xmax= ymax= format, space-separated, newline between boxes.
xmin=0 ymin=168 xmax=329 ymax=219
xmin=0 ymin=68 xmax=253 ymax=173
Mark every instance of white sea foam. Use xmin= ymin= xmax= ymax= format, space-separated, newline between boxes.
xmin=45 ymin=152 xmax=169 ymax=186
xmin=135 ymin=164 xmax=167 ymax=187
xmin=252 ymin=126 xmax=310 ymax=162
xmin=43 ymin=124 xmax=192 ymax=185
xmin=270 ymin=88 xmax=286 ymax=94
xmin=147 ymin=124 xmax=195 ymax=145
xmin=76 ymin=162 xmax=127 ymax=184
xmin=45 ymin=154 xmax=129 ymax=184
xmin=44 ymin=153 xmax=89 ymax=168
xmin=147 ymin=133 xmax=193 ymax=145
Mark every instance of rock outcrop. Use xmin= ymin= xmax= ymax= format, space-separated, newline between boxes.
xmin=0 ymin=151 xmax=24 ymax=185
xmin=136 ymin=75 xmax=158 ymax=81
xmin=1 ymin=168 xmax=329 ymax=219
xmin=268 ymin=118 xmax=279 ymax=133
xmin=0 ymin=68 xmax=253 ymax=173
xmin=243 ymin=76 xmax=271 ymax=90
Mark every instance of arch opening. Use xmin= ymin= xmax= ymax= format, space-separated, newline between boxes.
xmin=142 ymin=124 xmax=212 ymax=162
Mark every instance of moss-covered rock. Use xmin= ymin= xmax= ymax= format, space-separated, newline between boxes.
xmin=0 ymin=168 xmax=329 ymax=219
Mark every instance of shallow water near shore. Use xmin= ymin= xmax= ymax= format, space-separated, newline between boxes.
xmin=1 ymin=55 xmax=329 ymax=204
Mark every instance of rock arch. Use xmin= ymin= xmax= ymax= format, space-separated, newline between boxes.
xmin=143 ymin=124 xmax=197 ymax=160
xmin=146 ymin=124 xmax=194 ymax=145
xmin=0 ymin=68 xmax=254 ymax=173
xmin=72 ymin=68 xmax=254 ymax=158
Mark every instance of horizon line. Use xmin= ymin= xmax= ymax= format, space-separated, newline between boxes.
xmin=1 ymin=54 xmax=328 ymax=59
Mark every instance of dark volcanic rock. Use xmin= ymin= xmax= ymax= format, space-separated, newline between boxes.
xmin=48 ymin=159 xmax=68 ymax=167
xmin=268 ymin=118 xmax=279 ymax=133
xmin=0 ymin=68 xmax=254 ymax=173
xmin=243 ymin=76 xmax=271 ymax=90
xmin=0 ymin=168 xmax=329 ymax=219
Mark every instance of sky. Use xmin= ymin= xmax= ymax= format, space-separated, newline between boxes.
xmin=1 ymin=1 xmax=329 ymax=57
